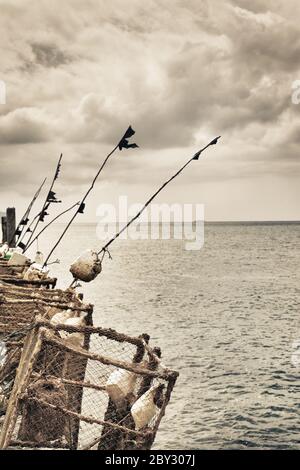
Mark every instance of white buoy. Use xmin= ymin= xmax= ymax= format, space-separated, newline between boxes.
xmin=51 ymin=309 xmax=74 ymax=325
xmin=23 ymin=263 xmax=49 ymax=281
xmin=106 ymin=369 xmax=138 ymax=409
xmin=131 ymin=385 xmax=161 ymax=430
xmin=60 ymin=316 xmax=86 ymax=347
xmin=34 ymin=251 xmax=44 ymax=264
xmin=0 ymin=243 xmax=9 ymax=257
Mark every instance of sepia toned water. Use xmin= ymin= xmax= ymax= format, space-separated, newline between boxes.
xmin=35 ymin=223 xmax=300 ymax=450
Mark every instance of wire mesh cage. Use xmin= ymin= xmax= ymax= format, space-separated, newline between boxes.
xmin=0 ymin=259 xmax=57 ymax=289
xmin=0 ymin=260 xmax=28 ymax=276
xmin=0 ymin=283 xmax=93 ymax=417
xmin=0 ymin=319 xmax=178 ymax=450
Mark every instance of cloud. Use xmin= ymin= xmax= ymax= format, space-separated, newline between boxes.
xmin=0 ymin=107 xmax=53 ymax=144
xmin=31 ymin=42 xmax=72 ymax=68
xmin=0 ymin=0 xmax=299 ymax=220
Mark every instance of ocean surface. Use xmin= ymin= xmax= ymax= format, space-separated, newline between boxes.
xmin=32 ymin=222 xmax=300 ymax=450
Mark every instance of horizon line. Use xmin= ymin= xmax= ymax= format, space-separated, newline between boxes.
xmin=49 ymin=219 xmax=300 ymax=225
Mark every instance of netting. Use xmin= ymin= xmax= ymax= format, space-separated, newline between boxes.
xmin=0 ymin=282 xmax=93 ymax=418
xmin=0 ymin=259 xmax=178 ymax=451
xmin=0 ymin=259 xmax=57 ymax=289
xmin=0 ymin=318 xmax=178 ymax=450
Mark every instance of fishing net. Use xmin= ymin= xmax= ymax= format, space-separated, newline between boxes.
xmin=0 ymin=318 xmax=178 ymax=450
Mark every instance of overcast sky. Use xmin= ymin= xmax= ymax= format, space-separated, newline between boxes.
xmin=0 ymin=0 xmax=299 ymax=222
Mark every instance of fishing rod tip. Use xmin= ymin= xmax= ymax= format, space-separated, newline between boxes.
xmin=209 ymin=136 xmax=221 ymax=146
xmin=193 ymin=136 xmax=221 ymax=160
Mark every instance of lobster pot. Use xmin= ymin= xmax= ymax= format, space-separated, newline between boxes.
xmin=0 ymin=321 xmax=178 ymax=451
xmin=70 ymin=250 xmax=102 ymax=282
xmin=0 ymin=284 xmax=92 ymax=414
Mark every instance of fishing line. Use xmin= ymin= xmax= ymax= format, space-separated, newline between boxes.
xmin=10 ymin=178 xmax=47 ymax=246
xmin=43 ymin=126 xmax=138 ymax=267
xmin=98 ymin=136 xmax=221 ymax=258
xmin=23 ymin=154 xmax=63 ymax=253
xmin=25 ymin=201 xmax=80 ymax=253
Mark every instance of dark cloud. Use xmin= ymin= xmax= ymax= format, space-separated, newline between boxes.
xmin=31 ymin=42 xmax=71 ymax=68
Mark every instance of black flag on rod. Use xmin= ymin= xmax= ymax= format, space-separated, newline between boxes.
xmin=193 ymin=136 xmax=221 ymax=160
xmin=23 ymin=154 xmax=63 ymax=252
xmin=118 ymin=125 xmax=139 ymax=151
xmin=43 ymin=126 xmax=138 ymax=267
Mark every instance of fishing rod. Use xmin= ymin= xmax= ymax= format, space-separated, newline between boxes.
xmin=42 ymin=126 xmax=138 ymax=267
xmin=24 ymin=201 xmax=80 ymax=252
xmin=18 ymin=160 xmax=62 ymax=250
xmin=98 ymin=136 xmax=221 ymax=258
xmin=22 ymin=154 xmax=63 ymax=253
xmin=11 ymin=178 xmax=47 ymax=246
xmin=17 ymin=210 xmax=43 ymax=248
